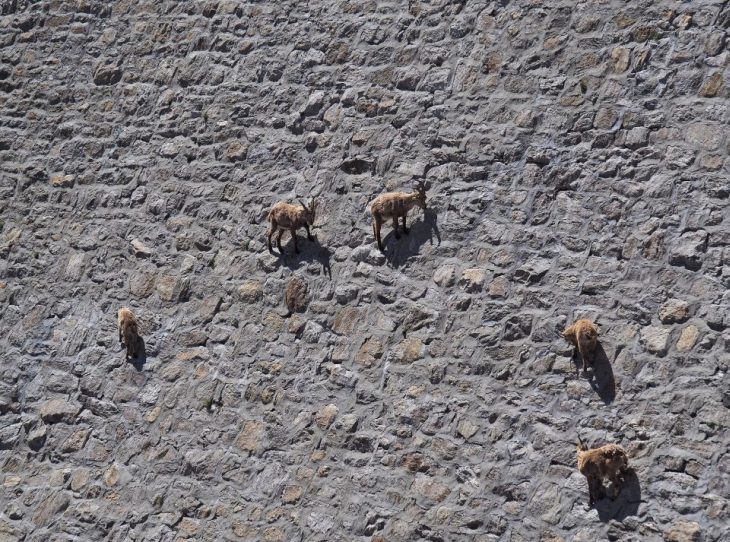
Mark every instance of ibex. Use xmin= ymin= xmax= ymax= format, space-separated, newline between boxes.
xmin=369 ymin=180 xmax=428 ymax=251
xmin=117 ymin=307 xmax=140 ymax=361
xmin=563 ymin=319 xmax=599 ymax=372
xmin=576 ymin=436 xmax=630 ymax=506
xmin=267 ymin=198 xmax=318 ymax=254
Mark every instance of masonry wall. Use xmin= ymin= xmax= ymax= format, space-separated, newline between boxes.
xmin=1 ymin=1 xmax=729 ymax=541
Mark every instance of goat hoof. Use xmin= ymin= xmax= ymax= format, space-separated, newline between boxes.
xmin=403 ymin=228 xmax=409 ymax=235
xmin=308 ymin=235 xmax=314 ymax=241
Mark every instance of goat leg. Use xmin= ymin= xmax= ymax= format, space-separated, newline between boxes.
xmin=393 ymin=216 xmax=400 ymax=239
xmin=267 ymin=219 xmax=277 ymax=252
xmin=276 ymin=229 xmax=284 ymax=252
xmin=305 ymin=224 xmax=314 ymax=242
xmin=402 ymin=214 xmax=409 ymax=234
xmin=578 ymin=343 xmax=589 ymax=372
xmin=374 ymin=219 xmax=384 ymax=251
xmin=291 ymin=228 xmax=299 ymax=254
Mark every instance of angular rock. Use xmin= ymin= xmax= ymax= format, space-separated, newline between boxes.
xmin=238 ymin=280 xmax=262 ymax=303
xmin=676 ymin=325 xmax=700 ymax=352
xmin=156 ymin=275 xmax=189 ymax=302
xmin=39 ymin=399 xmax=82 ymax=424
xmin=668 ymin=231 xmax=708 ymax=270
xmin=665 ymin=521 xmax=701 ymax=542
xmin=433 ymin=264 xmax=456 ymax=287
xmin=460 ymin=268 xmax=486 ymax=293
xmin=315 ymin=404 xmax=338 ymax=429
xmin=640 ymin=326 xmax=671 ymax=355
xmin=285 ymin=276 xmax=308 ymax=313
xmin=658 ymin=299 xmax=690 ymax=324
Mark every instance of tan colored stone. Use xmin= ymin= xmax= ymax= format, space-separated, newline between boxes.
xmin=488 ymin=276 xmax=509 ymax=298
xmin=676 ymin=325 xmax=699 ymax=352
xmin=130 ymin=238 xmax=152 ymax=257
xmin=640 ymin=326 xmax=671 ymax=355
xmin=315 ymin=404 xmax=338 ymax=429
xmin=40 ymin=399 xmax=81 ymax=424
xmin=332 ymin=307 xmax=360 ymax=335
xmin=665 ymin=521 xmax=701 ymax=542
xmin=145 ymin=406 xmax=161 ymax=423
xmin=355 ymin=336 xmax=383 ymax=367
xmin=61 ymin=429 xmax=90 ymax=452
xmin=282 ymin=485 xmax=303 ymax=504
xmin=413 ymin=475 xmax=451 ymax=502
xmin=610 ymin=47 xmax=630 ymax=72
xmin=658 ymin=299 xmax=689 ymax=323
xmin=393 ymin=337 xmax=424 ymax=364
xmin=699 ymin=154 xmax=724 ymax=170
xmin=238 ymin=280 xmax=262 ymax=303
xmin=460 ymin=268 xmax=486 ymax=293
xmin=699 ymin=72 xmax=723 ymax=97
xmin=156 ymin=275 xmax=188 ymax=302
xmin=225 ymin=140 xmax=249 ymax=162
xmin=263 ymin=527 xmax=285 ymax=542
xmin=103 ymin=463 xmax=120 ymax=486
xmin=70 ymin=469 xmax=89 ymax=491
xmin=178 ymin=517 xmax=200 ymax=537
xmin=236 ymin=420 xmax=265 ymax=452
xmin=50 ymin=174 xmax=75 ymax=187
xmin=176 ymin=348 xmax=209 ymax=362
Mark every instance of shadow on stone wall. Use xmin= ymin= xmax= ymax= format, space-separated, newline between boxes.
xmin=588 ymin=343 xmax=616 ymax=405
xmin=278 ymin=238 xmax=332 ymax=279
xmin=385 ymin=208 xmax=440 ymax=268
xmin=595 ymin=469 xmax=641 ymax=523
xmin=128 ymin=336 xmax=146 ymax=371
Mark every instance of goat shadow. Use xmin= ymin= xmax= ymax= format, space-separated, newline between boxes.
xmin=127 ymin=336 xmax=147 ymax=371
xmin=594 ymin=468 xmax=641 ymax=522
xmin=383 ymin=208 xmax=441 ymax=268
xmin=272 ymin=234 xmax=332 ymax=279
xmin=571 ymin=341 xmax=616 ymax=405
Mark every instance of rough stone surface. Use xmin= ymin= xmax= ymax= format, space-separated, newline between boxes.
xmin=659 ymin=299 xmax=690 ymax=324
xmin=285 ymin=276 xmax=308 ymax=314
xmin=0 ymin=1 xmax=729 ymax=541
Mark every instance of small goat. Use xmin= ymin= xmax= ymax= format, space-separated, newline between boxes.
xmin=117 ymin=307 xmax=140 ymax=361
xmin=370 ymin=180 xmax=428 ymax=251
xmin=267 ymin=198 xmax=318 ymax=254
xmin=576 ymin=436 xmax=630 ymax=506
xmin=563 ymin=319 xmax=599 ymax=372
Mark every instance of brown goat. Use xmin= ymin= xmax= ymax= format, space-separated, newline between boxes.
xmin=370 ymin=180 xmax=428 ymax=251
xmin=563 ymin=319 xmax=599 ymax=372
xmin=576 ymin=436 xmax=629 ymax=506
xmin=117 ymin=307 xmax=140 ymax=361
xmin=267 ymin=198 xmax=317 ymax=254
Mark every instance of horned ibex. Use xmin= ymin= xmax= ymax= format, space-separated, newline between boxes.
xmin=267 ymin=198 xmax=318 ymax=254
xmin=117 ymin=307 xmax=140 ymax=361
xmin=369 ymin=180 xmax=428 ymax=251
xmin=563 ymin=319 xmax=599 ymax=372
xmin=576 ymin=436 xmax=630 ymax=506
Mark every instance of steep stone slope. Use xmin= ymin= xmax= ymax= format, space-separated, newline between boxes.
xmin=1 ymin=1 xmax=729 ymax=541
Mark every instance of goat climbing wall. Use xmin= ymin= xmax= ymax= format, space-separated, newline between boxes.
xmin=1 ymin=0 xmax=729 ymax=540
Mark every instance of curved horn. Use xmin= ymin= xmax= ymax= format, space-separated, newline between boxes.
xmin=298 ymin=199 xmax=308 ymax=210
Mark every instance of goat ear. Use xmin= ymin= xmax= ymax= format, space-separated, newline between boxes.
xmin=310 ymin=197 xmax=318 ymax=211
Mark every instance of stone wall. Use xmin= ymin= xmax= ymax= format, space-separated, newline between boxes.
xmin=1 ymin=0 xmax=729 ymax=540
